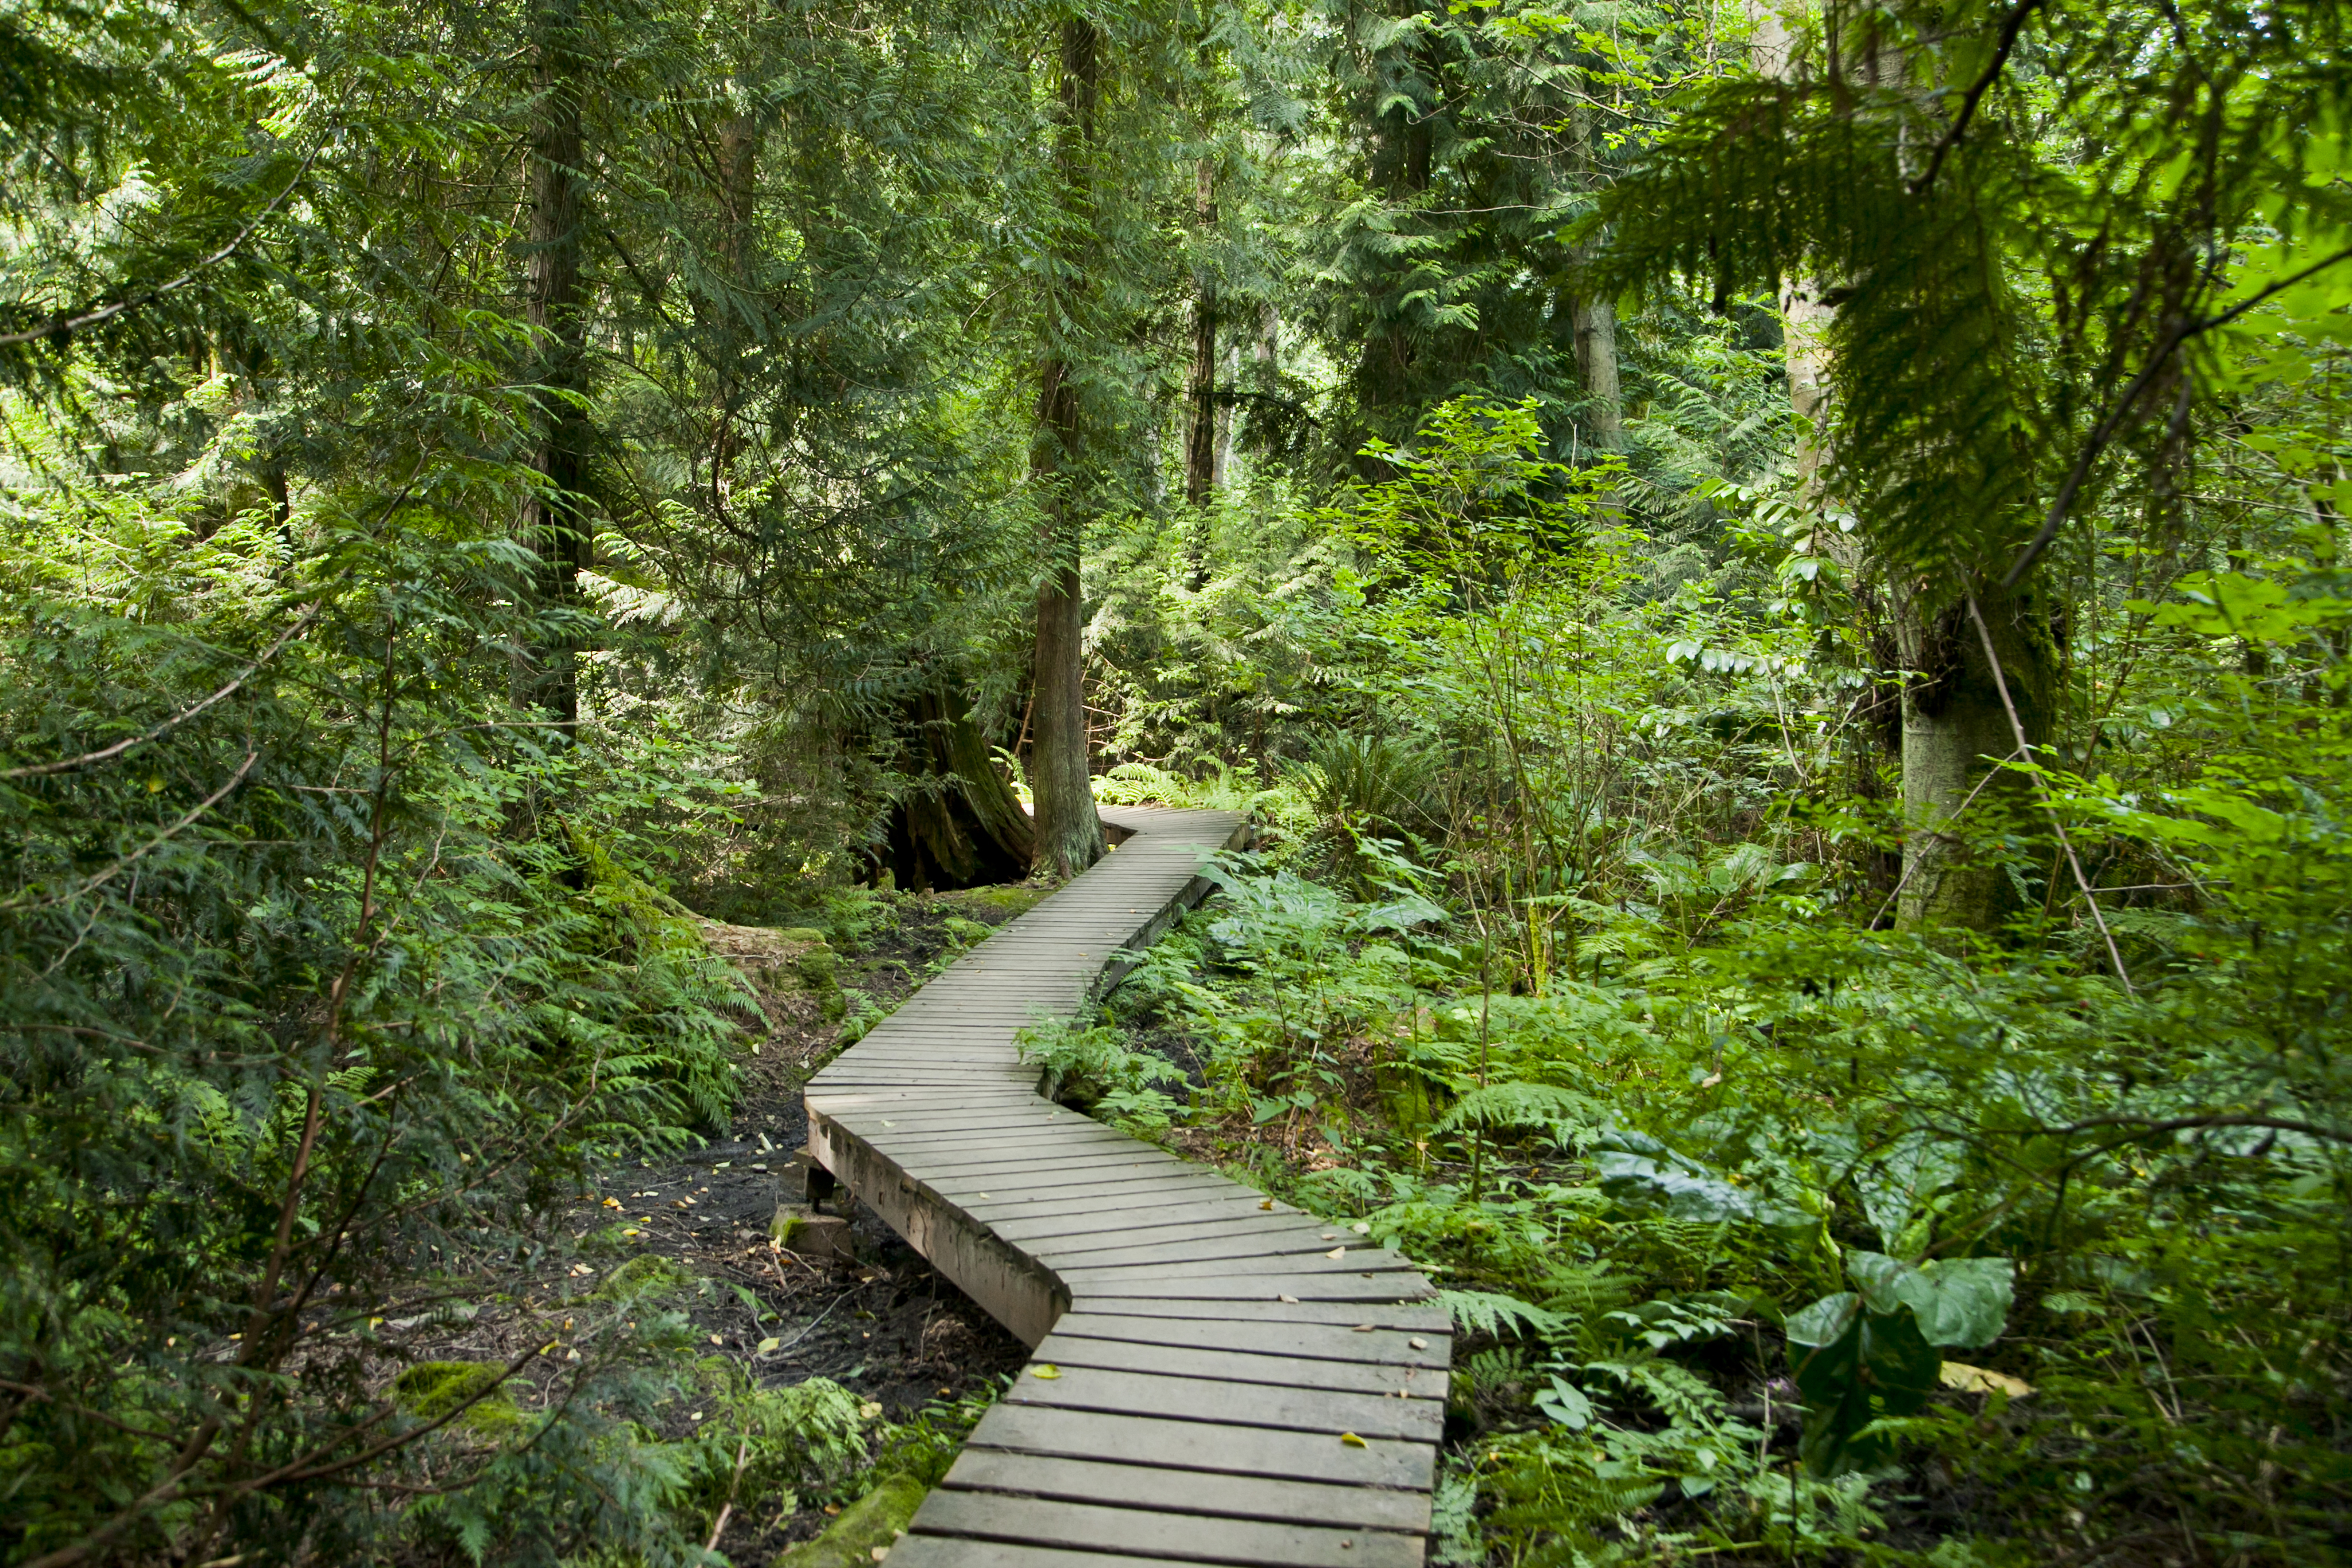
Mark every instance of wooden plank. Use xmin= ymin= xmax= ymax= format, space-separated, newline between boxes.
xmin=964 ymin=1403 xmax=1434 ymax=1489
xmin=1062 ymin=1295 xmax=1449 ymax=1332
xmin=910 ymin=1491 xmax=1422 ymax=1568
xmin=1032 ymin=1332 xmax=1437 ymax=1399
xmin=953 ymin=1170 xmax=1245 ymax=1211
xmin=938 ymin=1450 xmax=1433 ymax=1534
xmin=949 ymin=1176 xmax=1245 ymax=1214
xmin=989 ymin=1194 xmax=1306 ymax=1242
xmin=1005 ymin=1209 xmax=1329 ymax=1253
xmin=894 ymin=1148 xmax=1196 ymax=1183
xmin=1001 ymin=1364 xmax=1443 ymax=1443
xmin=1029 ymin=1224 xmax=1360 ymax=1271
xmin=832 ymin=1117 xmax=1111 ymax=1146
xmin=887 ymin=1540 xmax=1174 ymax=1568
xmin=1054 ymin=1249 xmax=1422 ymax=1282
xmin=1050 ymin=1313 xmax=1450 ymax=1370
xmin=857 ymin=1118 xmax=1134 ymax=1147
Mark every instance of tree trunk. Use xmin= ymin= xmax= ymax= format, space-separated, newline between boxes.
xmin=517 ymin=0 xmax=591 ymax=729
xmin=711 ymin=103 xmax=759 ymax=481
xmin=1212 ymin=338 xmax=1238 ymax=487
xmin=1895 ymin=587 xmax=2056 ymax=929
xmin=1028 ymin=14 xmax=1107 ymax=880
xmin=880 ymin=687 xmax=1035 ymax=891
xmin=1183 ymin=157 xmax=1218 ymax=514
xmin=1572 ymin=295 xmax=1621 ymax=450
xmin=1183 ymin=157 xmax=1217 ymax=590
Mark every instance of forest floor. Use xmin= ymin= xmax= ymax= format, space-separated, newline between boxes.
xmin=386 ymin=884 xmax=1049 ymax=1561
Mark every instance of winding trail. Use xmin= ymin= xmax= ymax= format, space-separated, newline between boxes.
xmin=805 ymin=805 xmax=1447 ymax=1567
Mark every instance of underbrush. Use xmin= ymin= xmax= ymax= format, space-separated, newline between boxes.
xmin=1073 ymin=841 xmax=2349 ymax=1566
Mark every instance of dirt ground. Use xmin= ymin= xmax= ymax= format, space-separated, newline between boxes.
xmin=397 ymin=885 xmax=1050 ymax=1561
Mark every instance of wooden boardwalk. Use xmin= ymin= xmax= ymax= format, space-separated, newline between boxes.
xmin=805 ymin=806 xmax=1448 ymax=1567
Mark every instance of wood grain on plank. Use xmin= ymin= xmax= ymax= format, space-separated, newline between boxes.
xmin=938 ymin=1450 xmax=1434 ymax=1534
xmin=909 ymin=1491 xmax=1423 ymax=1568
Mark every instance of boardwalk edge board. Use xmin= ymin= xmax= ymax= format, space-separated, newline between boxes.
xmin=800 ymin=806 xmax=1447 ymax=1566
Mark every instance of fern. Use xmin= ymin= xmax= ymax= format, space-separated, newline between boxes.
xmin=1432 ymin=1081 xmax=1604 ymax=1145
xmin=1440 ymin=1288 xmax=1572 ymax=1341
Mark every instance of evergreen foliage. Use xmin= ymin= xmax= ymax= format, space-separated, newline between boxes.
xmin=2 ymin=0 xmax=2347 ymax=1559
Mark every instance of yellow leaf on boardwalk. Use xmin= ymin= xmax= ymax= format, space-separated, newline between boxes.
xmin=1031 ymin=1364 xmax=1061 ymax=1380
xmin=1339 ymin=1433 xmax=1368 ymax=1447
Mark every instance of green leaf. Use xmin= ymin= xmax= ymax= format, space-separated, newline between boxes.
xmin=1848 ymin=1252 xmax=2014 ymax=1350
xmin=1789 ymin=1292 xmax=1941 ymax=1475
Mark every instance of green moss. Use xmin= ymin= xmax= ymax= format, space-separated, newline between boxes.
xmin=941 ymin=916 xmax=992 ymax=947
xmin=776 ymin=1472 xmax=927 ymax=1566
xmin=591 ymin=1253 xmax=698 ymax=1301
xmin=795 ymin=946 xmax=840 ymax=991
xmin=1374 ymin=1061 xmax=1436 ymax=1135
xmin=391 ymin=1361 xmax=521 ymax=1434
xmin=777 ymin=927 xmax=829 ymax=945
xmin=949 ymin=884 xmax=1051 ymax=917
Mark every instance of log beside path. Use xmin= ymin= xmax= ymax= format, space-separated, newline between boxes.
xmin=804 ymin=805 xmax=1449 ymax=1567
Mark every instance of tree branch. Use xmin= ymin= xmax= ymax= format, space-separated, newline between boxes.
xmin=1908 ymin=0 xmax=2052 ymax=197
xmin=2003 ymin=243 xmax=2352 ymax=589
xmin=0 ymin=147 xmax=320 ymax=350
xmin=1 ymin=606 xmax=320 ymax=780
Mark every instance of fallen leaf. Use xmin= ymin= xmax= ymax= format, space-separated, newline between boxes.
xmin=1409 ymin=1337 xmax=1428 ymax=1350
xmin=859 ymin=1400 xmax=884 ymax=1419
xmin=1326 ymin=1246 xmax=1346 ymax=1259
xmin=871 ymin=1550 xmax=889 ymax=1563
xmin=1352 ymin=1323 xmax=1375 ymax=1333
xmin=602 ymin=1197 xmax=621 ymax=1209
xmin=708 ymin=1334 xmax=723 ymax=1346
xmin=1339 ymin=1432 xmax=1368 ymax=1448
xmin=1939 ymin=1362 xmax=2033 ymax=1397
xmin=1031 ymin=1364 xmax=1061 ymax=1380
xmin=757 ymin=1337 xmax=780 ymax=1354
xmin=1351 ymin=1222 xmax=1370 ymax=1235
xmin=1278 ymin=1294 xmax=1299 ymax=1303
xmin=1258 ymin=1199 xmax=1274 ymax=1211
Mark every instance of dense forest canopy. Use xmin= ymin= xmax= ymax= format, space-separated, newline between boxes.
xmin=1 ymin=0 xmax=2347 ymax=1562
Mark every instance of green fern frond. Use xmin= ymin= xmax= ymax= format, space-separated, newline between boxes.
xmin=1441 ymin=1288 xmax=1573 ymax=1341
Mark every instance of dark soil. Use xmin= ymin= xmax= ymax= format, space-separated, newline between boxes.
xmin=397 ymin=884 xmax=1051 ymax=1562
